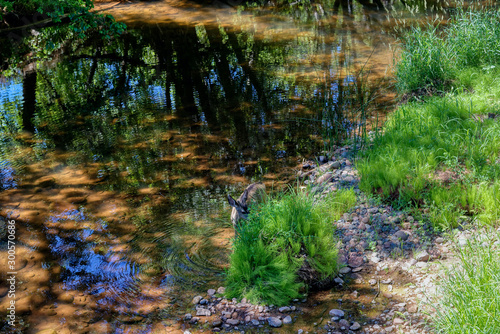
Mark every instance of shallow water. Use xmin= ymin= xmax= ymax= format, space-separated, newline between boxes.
xmin=0 ymin=0 xmax=473 ymax=332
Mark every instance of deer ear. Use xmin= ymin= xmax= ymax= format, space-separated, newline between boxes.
xmin=240 ymin=189 xmax=249 ymax=203
xmin=228 ymin=194 xmax=238 ymax=208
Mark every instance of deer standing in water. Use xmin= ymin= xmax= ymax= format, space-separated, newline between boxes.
xmin=227 ymin=182 xmax=266 ymax=229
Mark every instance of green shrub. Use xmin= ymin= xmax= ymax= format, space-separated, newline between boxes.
xmin=225 ymin=188 xmax=355 ymax=305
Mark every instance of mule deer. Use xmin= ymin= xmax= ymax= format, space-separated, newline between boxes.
xmin=227 ymin=182 xmax=266 ymax=229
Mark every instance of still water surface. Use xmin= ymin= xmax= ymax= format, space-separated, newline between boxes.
xmin=0 ymin=0 xmax=464 ymax=332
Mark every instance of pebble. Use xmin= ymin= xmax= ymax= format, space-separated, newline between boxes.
xmin=393 ymin=317 xmax=405 ymax=325
xmin=329 ymin=309 xmax=345 ymax=318
xmin=414 ymin=250 xmax=430 ymax=262
xmin=268 ymin=317 xmax=283 ymax=328
xmin=283 ymin=315 xmax=293 ymax=324
xmin=278 ymin=306 xmax=291 ymax=313
xmin=192 ymin=296 xmax=202 ymax=304
xmin=350 ymin=322 xmax=361 ymax=330
xmin=207 ymin=289 xmax=216 ymax=296
xmin=226 ymin=319 xmax=239 ymax=326
xmin=394 ymin=230 xmax=409 ymax=241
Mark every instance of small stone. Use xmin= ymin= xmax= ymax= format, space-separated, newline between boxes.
xmin=279 ymin=306 xmax=291 ymax=313
xmin=415 ymin=250 xmax=430 ymax=262
xmin=408 ymin=304 xmax=418 ymax=313
xmin=213 ymin=319 xmax=222 ymax=327
xmin=192 ymin=296 xmax=202 ymax=304
xmin=348 ymin=255 xmax=364 ymax=268
xmin=394 ymin=231 xmax=409 ymax=241
xmin=351 ymin=290 xmax=359 ymax=298
xmin=368 ymin=279 xmax=377 ymax=286
xmin=189 ymin=317 xmax=200 ymax=324
xmin=207 ymin=289 xmax=216 ymax=296
xmin=298 ymin=329 xmax=304 ymax=334
xmin=416 ymin=261 xmax=428 ymax=268
xmin=196 ymin=308 xmax=211 ymax=316
xmin=268 ymin=317 xmax=282 ymax=328
xmin=393 ymin=317 xmax=404 ymax=325
xmin=329 ymin=309 xmax=345 ymax=318
xmin=217 ymin=286 xmax=226 ymax=294
xmin=283 ymin=315 xmax=293 ymax=324
xmin=381 ymin=279 xmax=393 ymax=284
xmin=386 ymin=326 xmax=394 ymax=332
xmin=339 ymin=319 xmax=350 ymax=329
xmin=382 ymin=292 xmax=393 ymax=298
xmin=199 ymin=298 xmax=208 ymax=305
xmin=435 ymin=237 xmax=445 ymax=244
xmin=361 ymin=216 xmax=370 ymax=224
xmin=331 ymin=161 xmax=341 ymax=169
xmin=339 ymin=267 xmax=351 ymax=274
xmin=184 ymin=313 xmax=192 ymax=321
xmin=251 ymin=319 xmax=260 ymax=326
xmin=350 ymin=322 xmax=361 ymax=330
xmin=316 ymin=172 xmax=334 ymax=184
xmin=352 ymin=267 xmax=363 ymax=273
xmin=226 ymin=319 xmax=239 ymax=326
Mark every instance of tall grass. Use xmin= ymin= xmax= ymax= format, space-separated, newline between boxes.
xmin=225 ymin=188 xmax=356 ymax=306
xmin=395 ymin=9 xmax=500 ymax=93
xmin=358 ymin=68 xmax=500 ymax=229
xmin=434 ymin=230 xmax=500 ymax=333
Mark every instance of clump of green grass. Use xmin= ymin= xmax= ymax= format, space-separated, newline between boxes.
xmin=225 ymin=188 xmax=356 ymax=306
xmin=358 ymin=67 xmax=500 ymax=229
xmin=434 ymin=230 xmax=500 ymax=333
xmin=395 ymin=9 xmax=500 ymax=94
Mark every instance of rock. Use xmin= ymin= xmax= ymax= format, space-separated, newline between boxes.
xmin=189 ymin=317 xmax=200 ymax=324
xmin=331 ymin=161 xmax=341 ymax=169
xmin=435 ymin=237 xmax=445 ymax=244
xmin=394 ymin=230 xmax=409 ymax=241
xmin=334 ymin=277 xmax=344 ymax=284
xmin=192 ymin=296 xmax=202 ymax=304
xmin=408 ymin=304 xmax=418 ymax=313
xmin=268 ymin=317 xmax=282 ymax=327
xmin=381 ymin=279 xmax=393 ymax=284
xmin=213 ymin=319 xmax=222 ymax=326
xmin=279 ymin=306 xmax=291 ymax=313
xmin=352 ymin=266 xmax=363 ymax=273
xmin=350 ymin=322 xmax=361 ymax=330
xmin=386 ymin=326 xmax=394 ymax=332
xmin=416 ymin=261 xmax=428 ymax=268
xmin=368 ymin=279 xmax=377 ymax=286
xmin=415 ymin=250 xmax=430 ymax=262
xmin=226 ymin=319 xmax=239 ymax=326
xmin=199 ymin=298 xmax=208 ymax=305
xmin=217 ymin=286 xmax=225 ymax=294
xmin=348 ymin=255 xmax=364 ymax=268
xmin=368 ymin=208 xmax=379 ymax=214
xmin=329 ymin=309 xmax=345 ymax=318
xmin=184 ymin=313 xmax=192 ymax=321
xmin=283 ymin=315 xmax=293 ymax=324
xmin=350 ymin=290 xmax=359 ymax=298
xmin=361 ymin=216 xmax=370 ymax=224
xmin=339 ymin=266 xmax=351 ymax=274
xmin=393 ymin=317 xmax=404 ymax=325
xmin=196 ymin=308 xmax=211 ymax=316
xmin=316 ymin=172 xmax=334 ymax=184
xmin=207 ymin=289 xmax=216 ymax=296
xmin=251 ymin=319 xmax=260 ymax=326
xmin=298 ymin=329 xmax=304 ymax=334
xmin=339 ymin=319 xmax=350 ymax=329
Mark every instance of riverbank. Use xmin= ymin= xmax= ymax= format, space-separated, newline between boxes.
xmin=182 ymin=8 xmax=500 ymax=333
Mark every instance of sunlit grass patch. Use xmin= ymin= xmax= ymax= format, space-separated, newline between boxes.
xmin=358 ymin=68 xmax=500 ymax=229
xmin=395 ymin=9 xmax=500 ymax=94
xmin=434 ymin=230 xmax=500 ymax=333
xmin=225 ymin=188 xmax=356 ymax=306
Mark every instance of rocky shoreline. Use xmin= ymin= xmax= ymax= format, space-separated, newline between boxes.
xmin=181 ymin=145 xmax=471 ymax=334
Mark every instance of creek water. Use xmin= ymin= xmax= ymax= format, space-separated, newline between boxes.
xmin=0 ymin=0 xmax=469 ymax=332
